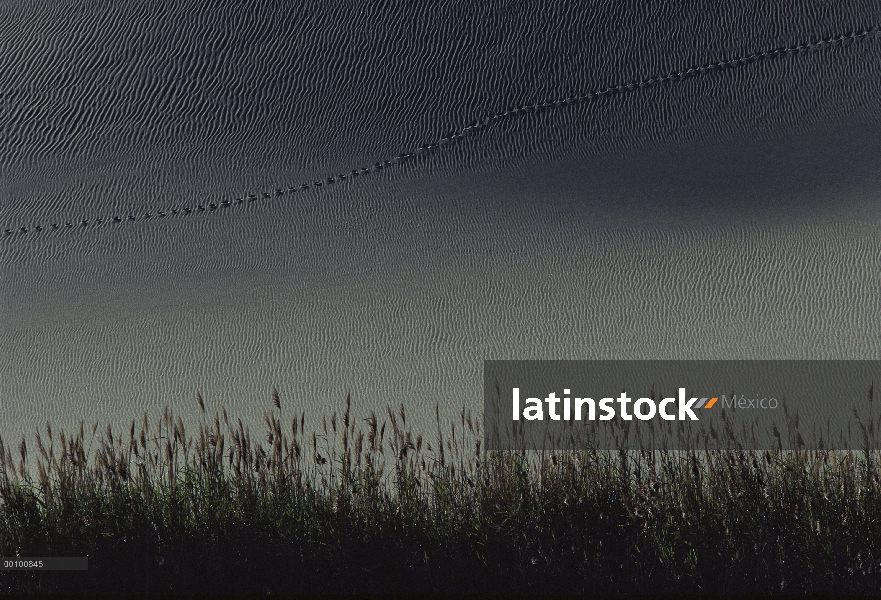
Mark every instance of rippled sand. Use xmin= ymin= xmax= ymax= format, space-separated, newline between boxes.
xmin=2 ymin=1 xmax=880 ymax=446
xmin=3 ymin=129 xmax=879 ymax=445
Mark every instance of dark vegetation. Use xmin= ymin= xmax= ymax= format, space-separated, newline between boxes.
xmin=2 ymin=392 xmax=881 ymax=595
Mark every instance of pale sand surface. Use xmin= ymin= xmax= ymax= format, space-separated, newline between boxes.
xmin=2 ymin=121 xmax=879 ymax=448
xmin=2 ymin=1 xmax=879 ymax=448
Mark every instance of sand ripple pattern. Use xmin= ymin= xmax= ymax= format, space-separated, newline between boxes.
xmin=2 ymin=214 xmax=878 ymax=446
xmin=2 ymin=24 xmax=879 ymax=238
xmin=2 ymin=0 xmax=880 ymax=452
xmin=1 ymin=1 xmax=880 ymax=235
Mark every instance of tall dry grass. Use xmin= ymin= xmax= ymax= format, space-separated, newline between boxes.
xmin=2 ymin=391 xmax=881 ymax=594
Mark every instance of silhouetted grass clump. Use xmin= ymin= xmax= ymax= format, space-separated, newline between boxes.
xmin=2 ymin=392 xmax=881 ymax=594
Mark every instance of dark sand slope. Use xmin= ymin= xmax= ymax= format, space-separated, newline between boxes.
xmin=2 ymin=1 xmax=880 ymax=444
